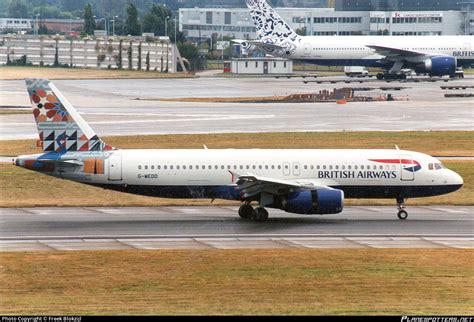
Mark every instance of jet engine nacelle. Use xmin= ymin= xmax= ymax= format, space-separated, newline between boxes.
xmin=282 ymin=189 xmax=344 ymax=215
xmin=419 ymin=56 xmax=457 ymax=76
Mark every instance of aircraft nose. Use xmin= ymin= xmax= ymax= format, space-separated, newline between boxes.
xmin=451 ymin=170 xmax=464 ymax=186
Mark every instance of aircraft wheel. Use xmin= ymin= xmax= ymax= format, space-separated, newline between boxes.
xmin=398 ymin=74 xmax=407 ymax=80
xmin=238 ymin=204 xmax=254 ymax=219
xmin=397 ymin=210 xmax=408 ymax=220
xmin=253 ymin=207 xmax=269 ymax=222
xmin=376 ymin=73 xmax=384 ymax=80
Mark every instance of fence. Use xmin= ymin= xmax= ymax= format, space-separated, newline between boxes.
xmin=0 ymin=35 xmax=186 ymax=72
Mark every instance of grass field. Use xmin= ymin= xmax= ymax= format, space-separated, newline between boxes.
xmin=0 ymin=249 xmax=472 ymax=315
xmin=0 ymin=131 xmax=472 ymax=207
xmin=0 ymin=66 xmax=195 ymax=80
xmin=1 ymin=131 xmax=473 ymax=157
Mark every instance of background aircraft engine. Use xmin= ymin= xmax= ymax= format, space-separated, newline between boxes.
xmin=419 ymin=56 xmax=457 ymax=76
xmin=281 ymin=189 xmax=344 ymax=215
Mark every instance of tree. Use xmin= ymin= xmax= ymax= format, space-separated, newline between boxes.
xmin=168 ymin=19 xmax=185 ymax=43
xmin=83 ymin=4 xmax=95 ymax=35
xmin=295 ymin=27 xmax=307 ymax=36
xmin=7 ymin=0 xmax=29 ymax=18
xmin=177 ymin=42 xmax=199 ymax=71
xmin=124 ymin=3 xmax=141 ymax=36
xmin=142 ymin=4 xmax=172 ymax=37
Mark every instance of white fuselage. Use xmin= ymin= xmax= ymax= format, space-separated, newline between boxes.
xmin=49 ymin=148 xmax=463 ymax=200
xmin=289 ymin=35 xmax=474 ymax=67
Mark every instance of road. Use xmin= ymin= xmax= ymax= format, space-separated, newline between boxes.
xmin=1 ymin=206 xmax=472 ymax=251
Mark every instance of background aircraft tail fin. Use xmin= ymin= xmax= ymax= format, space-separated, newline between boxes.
xmin=26 ymin=78 xmax=114 ymax=153
xmin=246 ymin=0 xmax=299 ymax=43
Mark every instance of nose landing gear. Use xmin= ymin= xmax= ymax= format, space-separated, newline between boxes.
xmin=396 ymin=197 xmax=408 ymax=220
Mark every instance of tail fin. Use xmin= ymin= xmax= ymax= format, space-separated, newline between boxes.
xmin=246 ymin=0 xmax=299 ymax=44
xmin=26 ymin=78 xmax=113 ymax=153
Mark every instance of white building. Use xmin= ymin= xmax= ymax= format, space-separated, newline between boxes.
xmin=179 ymin=7 xmax=472 ymax=42
xmin=0 ymin=18 xmax=32 ymax=33
xmin=231 ymin=57 xmax=293 ymax=74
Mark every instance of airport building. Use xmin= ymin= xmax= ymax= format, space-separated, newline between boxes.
xmin=179 ymin=6 xmax=473 ymax=41
xmin=231 ymin=57 xmax=293 ymax=74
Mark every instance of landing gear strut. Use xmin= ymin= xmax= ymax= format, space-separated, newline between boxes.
xmin=238 ymin=203 xmax=269 ymax=222
xmin=396 ymin=197 xmax=408 ymax=220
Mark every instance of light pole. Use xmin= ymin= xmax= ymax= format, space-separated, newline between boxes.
xmin=173 ymin=17 xmax=177 ymax=44
xmin=165 ymin=16 xmax=169 ymax=37
xmin=111 ymin=16 xmax=118 ymax=36
xmin=35 ymin=14 xmax=40 ymax=36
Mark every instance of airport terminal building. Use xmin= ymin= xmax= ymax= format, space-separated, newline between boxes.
xmin=179 ymin=6 xmax=473 ymax=41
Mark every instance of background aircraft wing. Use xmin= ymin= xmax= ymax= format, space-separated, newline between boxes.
xmin=366 ymin=45 xmax=429 ymax=59
xmin=229 ymin=171 xmax=332 ymax=199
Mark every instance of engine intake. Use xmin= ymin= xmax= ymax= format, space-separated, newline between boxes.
xmin=421 ymin=56 xmax=457 ymax=76
xmin=282 ymin=189 xmax=344 ymax=215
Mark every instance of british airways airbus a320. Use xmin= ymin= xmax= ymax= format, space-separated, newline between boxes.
xmin=15 ymin=79 xmax=463 ymax=221
xmin=237 ymin=0 xmax=474 ymax=79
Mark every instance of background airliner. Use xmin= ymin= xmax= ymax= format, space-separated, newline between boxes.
xmin=15 ymin=79 xmax=463 ymax=221
xmin=238 ymin=0 xmax=474 ymax=79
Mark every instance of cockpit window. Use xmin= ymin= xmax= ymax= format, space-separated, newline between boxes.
xmin=429 ymin=162 xmax=444 ymax=170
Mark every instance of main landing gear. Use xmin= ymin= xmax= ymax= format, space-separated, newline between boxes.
xmin=396 ymin=197 xmax=408 ymax=220
xmin=238 ymin=203 xmax=269 ymax=222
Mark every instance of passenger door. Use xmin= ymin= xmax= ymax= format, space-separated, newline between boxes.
xmin=108 ymin=154 xmax=122 ymax=181
xmin=400 ymin=154 xmax=415 ymax=181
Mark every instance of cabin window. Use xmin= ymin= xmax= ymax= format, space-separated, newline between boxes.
xmin=151 ymin=165 xmax=154 ymax=170
xmin=265 ymin=165 xmax=268 ymax=170
xmin=189 ymin=165 xmax=192 ymax=170
xmin=259 ymin=165 xmax=263 ymax=169
xmin=246 ymin=165 xmax=250 ymax=169
xmin=435 ymin=163 xmax=442 ymax=170
xmin=176 ymin=165 xmax=180 ymax=170
xmin=379 ymin=165 xmax=383 ymax=170
xmin=278 ymin=165 xmax=281 ymax=169
xmin=234 ymin=165 xmax=237 ymax=170
xmin=429 ymin=163 xmax=434 ymax=170
xmin=164 ymin=165 xmax=167 ymax=170
xmin=354 ymin=165 xmax=358 ymax=170
xmin=310 ymin=165 xmax=314 ymax=170
xmin=215 ymin=165 xmax=218 ymax=170
xmin=183 ymin=165 xmax=186 ymax=170
xmin=138 ymin=165 xmax=142 ymax=170
xmin=272 ymin=165 xmax=275 ymax=169
xmin=240 ymin=165 xmax=243 ymax=170
xmin=323 ymin=165 xmax=326 ymax=170
xmin=170 ymin=165 xmax=173 ymax=170
xmin=208 ymin=165 xmax=212 ymax=170
xmin=145 ymin=165 xmax=148 ymax=170
xmin=284 ymin=164 xmax=289 ymax=169
xmin=221 ymin=165 xmax=224 ymax=169
xmin=157 ymin=165 xmax=161 ymax=170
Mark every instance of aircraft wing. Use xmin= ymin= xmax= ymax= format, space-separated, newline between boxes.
xmin=229 ymin=171 xmax=332 ymax=199
xmin=366 ymin=45 xmax=429 ymax=59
